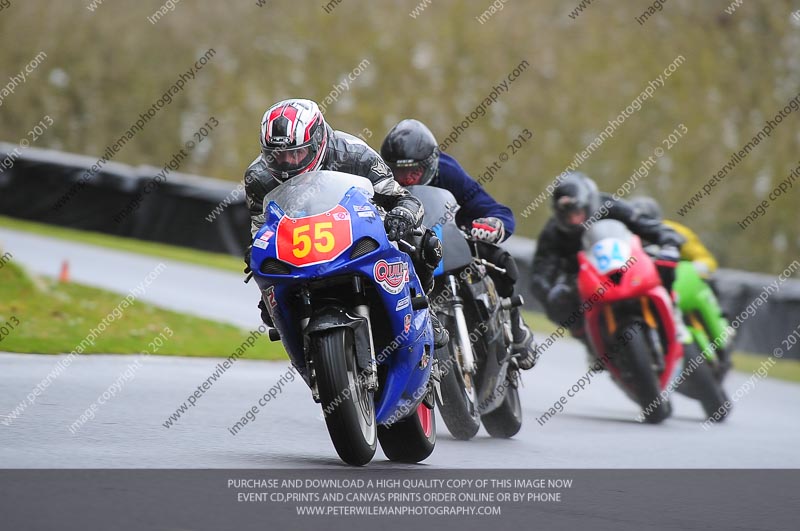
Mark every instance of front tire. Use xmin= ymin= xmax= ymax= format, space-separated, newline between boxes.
xmin=616 ymin=322 xmax=672 ymax=424
xmin=678 ymin=342 xmax=730 ymax=421
xmin=312 ymin=328 xmax=377 ymax=466
xmin=480 ymin=371 xmax=523 ymax=438
xmin=434 ymin=336 xmax=481 ymax=440
xmin=378 ymin=402 xmax=436 ymax=463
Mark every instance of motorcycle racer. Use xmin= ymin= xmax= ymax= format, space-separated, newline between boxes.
xmin=380 ymin=119 xmax=537 ymax=369
xmin=244 ymin=100 xmax=448 ymax=348
xmin=531 ymin=173 xmax=685 ymax=335
xmin=629 ymin=196 xmax=718 ymax=277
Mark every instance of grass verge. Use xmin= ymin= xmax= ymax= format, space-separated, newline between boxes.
xmin=0 ymin=258 xmax=284 ymax=360
xmin=731 ymin=352 xmax=800 ymax=384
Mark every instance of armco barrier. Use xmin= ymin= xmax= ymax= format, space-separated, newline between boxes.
xmin=0 ymin=143 xmax=797 ymax=357
xmin=0 ymin=142 xmax=250 ymax=255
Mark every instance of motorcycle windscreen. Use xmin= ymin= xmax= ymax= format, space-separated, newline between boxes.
xmin=262 ymin=170 xmax=374 ymax=218
xmin=581 ymin=219 xmax=634 ymax=274
xmin=407 ymin=185 xmax=472 ymax=272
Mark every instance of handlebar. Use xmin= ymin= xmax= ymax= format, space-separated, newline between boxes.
xmin=395 ymin=227 xmax=424 ymax=253
xmin=479 ymin=258 xmax=507 ymax=275
xmin=643 ymin=243 xmax=680 ymax=262
xmin=643 ymin=244 xmax=661 ymax=259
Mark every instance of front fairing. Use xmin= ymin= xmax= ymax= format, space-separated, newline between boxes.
xmin=577 ymin=234 xmax=661 ymax=303
xmin=577 ymin=222 xmax=682 ymax=392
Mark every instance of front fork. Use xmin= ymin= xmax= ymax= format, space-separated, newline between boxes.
xmin=299 ymin=288 xmax=320 ymax=402
xmin=603 ymin=299 xmax=666 ymax=371
xmin=447 ymin=274 xmax=477 ymax=374
xmin=351 ymin=276 xmax=378 ymax=392
xmin=300 ymin=280 xmax=379 ymax=404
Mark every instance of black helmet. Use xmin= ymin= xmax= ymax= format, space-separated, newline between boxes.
xmin=551 ymin=172 xmax=600 ymax=234
xmin=630 ymin=196 xmax=663 ymax=221
xmin=380 ymin=119 xmax=439 ymax=186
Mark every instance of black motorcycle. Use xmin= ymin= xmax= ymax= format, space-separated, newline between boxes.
xmin=409 ymin=185 xmax=525 ymax=440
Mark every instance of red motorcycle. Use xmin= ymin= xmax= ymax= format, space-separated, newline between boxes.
xmin=576 ymin=220 xmax=684 ymax=423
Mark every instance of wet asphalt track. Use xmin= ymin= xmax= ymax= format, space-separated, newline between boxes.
xmin=2 ymin=347 xmax=799 ymax=468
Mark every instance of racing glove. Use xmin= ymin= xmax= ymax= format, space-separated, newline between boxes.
xmin=384 ymin=206 xmax=416 ymax=242
xmin=657 ymin=246 xmax=681 ymax=264
xmin=547 ymin=283 xmax=576 ymax=308
xmin=545 ymin=283 xmax=579 ymax=325
xmin=471 ymin=217 xmax=505 ymax=243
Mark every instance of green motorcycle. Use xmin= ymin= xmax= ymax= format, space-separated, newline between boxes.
xmin=673 ymin=261 xmax=732 ymax=381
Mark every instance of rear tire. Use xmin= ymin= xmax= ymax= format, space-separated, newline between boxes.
xmin=617 ymin=322 xmax=672 ymax=424
xmin=312 ymin=328 xmax=377 ymax=466
xmin=434 ymin=338 xmax=481 ymax=440
xmin=480 ymin=371 xmax=523 ymax=438
xmin=378 ymin=403 xmax=436 ymax=463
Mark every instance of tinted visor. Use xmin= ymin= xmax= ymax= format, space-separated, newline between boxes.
xmin=389 ymin=162 xmax=426 ymax=186
xmin=263 ymin=143 xmax=317 ymax=177
xmin=555 ymin=196 xmax=587 ymax=226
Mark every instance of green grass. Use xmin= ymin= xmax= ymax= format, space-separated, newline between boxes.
xmin=0 ymin=258 xmax=284 ymax=360
xmin=0 ymin=215 xmax=242 ymax=273
xmin=522 ymin=310 xmax=558 ymax=337
xmin=731 ymin=352 xmax=800 ymax=384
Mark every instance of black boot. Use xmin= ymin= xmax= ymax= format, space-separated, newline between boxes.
xmin=430 ymin=311 xmax=449 ymax=349
xmin=510 ymin=308 xmax=537 ymax=370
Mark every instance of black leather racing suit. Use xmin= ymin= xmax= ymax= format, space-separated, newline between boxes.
xmin=530 ymin=193 xmax=685 ymax=327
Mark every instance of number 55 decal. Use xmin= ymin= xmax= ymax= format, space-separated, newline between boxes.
xmin=292 ymin=222 xmax=335 ymax=258
xmin=276 ymin=205 xmax=353 ymax=267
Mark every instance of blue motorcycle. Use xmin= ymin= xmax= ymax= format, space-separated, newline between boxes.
xmin=250 ymin=171 xmax=436 ymax=466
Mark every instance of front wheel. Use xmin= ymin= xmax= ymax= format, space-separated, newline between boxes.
xmin=378 ymin=402 xmax=436 ymax=463
xmin=434 ymin=337 xmax=481 ymax=440
xmin=616 ymin=322 xmax=672 ymax=424
xmin=312 ymin=328 xmax=377 ymax=466
xmin=480 ymin=371 xmax=523 ymax=438
xmin=678 ymin=342 xmax=730 ymax=422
